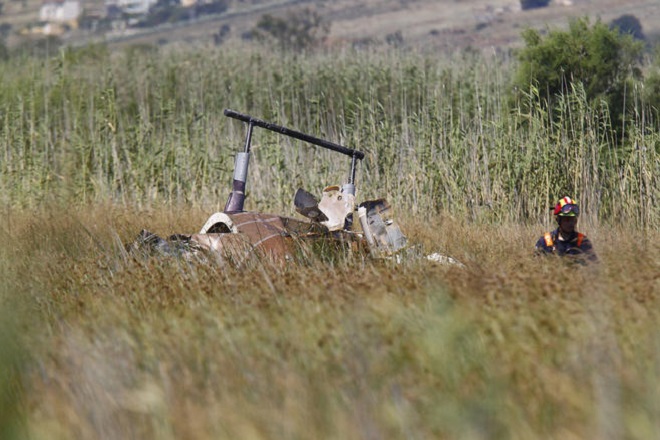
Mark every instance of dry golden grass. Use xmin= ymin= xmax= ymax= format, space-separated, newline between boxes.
xmin=1 ymin=204 xmax=658 ymax=439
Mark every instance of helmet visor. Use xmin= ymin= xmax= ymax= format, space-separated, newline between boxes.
xmin=558 ymin=204 xmax=579 ymax=217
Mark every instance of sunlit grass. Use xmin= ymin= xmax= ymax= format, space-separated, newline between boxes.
xmin=1 ymin=205 xmax=658 ymax=439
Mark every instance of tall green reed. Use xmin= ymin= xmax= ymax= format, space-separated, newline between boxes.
xmin=0 ymin=44 xmax=657 ymax=227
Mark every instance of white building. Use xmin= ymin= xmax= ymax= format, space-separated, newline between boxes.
xmin=39 ymin=0 xmax=81 ymax=24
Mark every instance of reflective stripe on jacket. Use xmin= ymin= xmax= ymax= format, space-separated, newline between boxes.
xmin=543 ymin=232 xmax=584 ymax=249
xmin=535 ymin=229 xmax=597 ymax=263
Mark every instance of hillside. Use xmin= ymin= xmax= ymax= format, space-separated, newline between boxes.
xmin=1 ymin=0 xmax=659 ymax=51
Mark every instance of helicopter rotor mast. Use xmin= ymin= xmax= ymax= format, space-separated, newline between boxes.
xmin=223 ymin=109 xmax=364 ymax=213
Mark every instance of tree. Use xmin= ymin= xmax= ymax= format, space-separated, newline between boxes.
xmin=609 ymin=14 xmax=645 ymax=41
xmin=251 ymin=8 xmax=330 ymax=53
xmin=385 ymin=30 xmax=404 ymax=48
xmin=512 ymin=18 xmax=644 ymax=131
xmin=644 ymin=46 xmax=660 ymax=113
xmin=520 ymin=0 xmax=550 ymax=11
xmin=0 ymin=38 xmax=8 ymax=61
xmin=0 ymin=23 xmax=10 ymax=39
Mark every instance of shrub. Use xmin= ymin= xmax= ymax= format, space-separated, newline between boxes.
xmin=609 ymin=14 xmax=645 ymax=41
xmin=385 ymin=30 xmax=404 ymax=47
xmin=511 ymin=17 xmax=644 ymax=133
xmin=520 ymin=0 xmax=550 ymax=11
xmin=0 ymin=23 xmax=11 ymax=39
xmin=644 ymin=46 xmax=660 ymax=113
xmin=251 ymin=8 xmax=330 ymax=53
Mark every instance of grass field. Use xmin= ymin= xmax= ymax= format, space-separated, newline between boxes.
xmin=2 ymin=205 xmax=659 ymax=439
xmin=0 ymin=39 xmax=659 ymax=439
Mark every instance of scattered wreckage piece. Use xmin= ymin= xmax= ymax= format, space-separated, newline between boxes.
xmin=426 ymin=253 xmax=466 ymax=268
xmin=129 ymin=109 xmax=461 ymax=268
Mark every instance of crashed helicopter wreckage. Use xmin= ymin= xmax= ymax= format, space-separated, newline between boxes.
xmin=129 ymin=109 xmax=463 ymax=267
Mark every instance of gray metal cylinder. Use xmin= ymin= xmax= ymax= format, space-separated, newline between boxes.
xmin=341 ymin=183 xmax=356 ymax=196
xmin=233 ymin=152 xmax=250 ymax=182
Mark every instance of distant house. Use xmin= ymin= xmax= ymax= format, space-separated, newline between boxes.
xmin=39 ymin=0 xmax=81 ymax=26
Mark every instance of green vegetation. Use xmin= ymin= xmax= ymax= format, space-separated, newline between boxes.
xmin=251 ymin=8 xmax=330 ymax=52
xmin=512 ymin=18 xmax=645 ymax=137
xmin=0 ymin=42 xmax=657 ymax=225
xmin=520 ymin=0 xmax=550 ymax=11
xmin=610 ymin=14 xmax=646 ymax=41
xmin=0 ymin=22 xmax=659 ymax=438
xmin=0 ymin=311 xmax=26 ymax=440
xmin=644 ymin=45 xmax=660 ymax=113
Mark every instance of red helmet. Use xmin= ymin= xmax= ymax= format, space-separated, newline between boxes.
xmin=553 ymin=196 xmax=580 ymax=217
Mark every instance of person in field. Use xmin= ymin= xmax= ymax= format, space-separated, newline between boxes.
xmin=535 ymin=196 xmax=598 ymax=264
